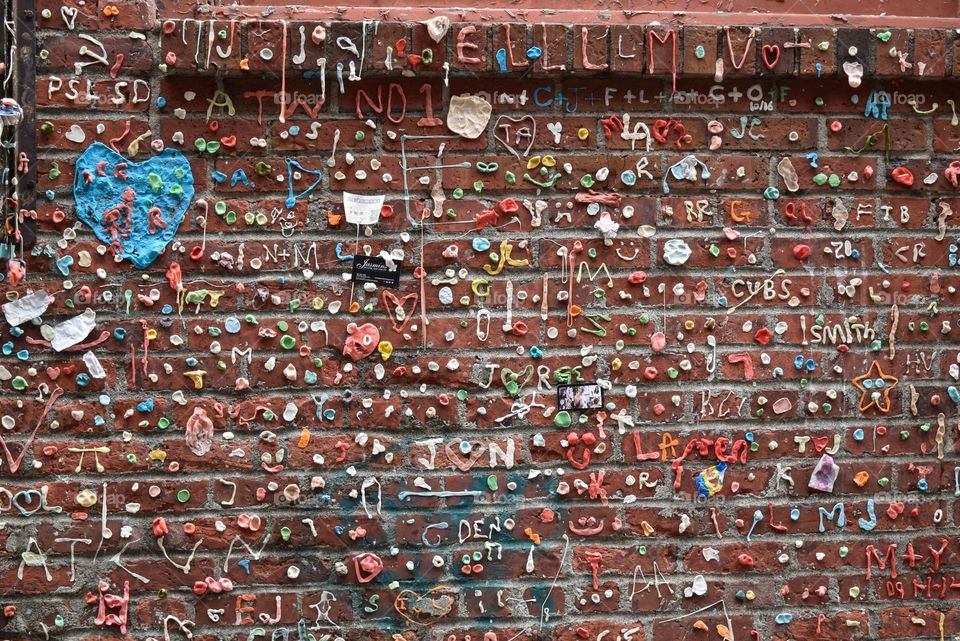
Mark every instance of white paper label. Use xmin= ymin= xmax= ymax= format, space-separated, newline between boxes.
xmin=51 ymin=309 xmax=96 ymax=352
xmin=83 ymin=351 xmax=107 ymax=379
xmin=343 ymin=192 xmax=385 ymax=225
xmin=2 ymin=290 xmax=50 ymax=326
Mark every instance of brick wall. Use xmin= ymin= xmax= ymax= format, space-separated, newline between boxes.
xmin=4 ymin=2 xmax=960 ymax=640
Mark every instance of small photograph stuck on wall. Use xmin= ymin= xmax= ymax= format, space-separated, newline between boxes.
xmin=557 ymin=383 xmax=604 ymax=412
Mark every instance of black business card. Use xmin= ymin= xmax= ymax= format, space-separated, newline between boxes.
xmin=352 ymin=255 xmax=402 ymax=287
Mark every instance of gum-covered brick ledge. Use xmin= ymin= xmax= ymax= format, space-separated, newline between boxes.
xmin=2 ymin=1 xmax=960 ymax=640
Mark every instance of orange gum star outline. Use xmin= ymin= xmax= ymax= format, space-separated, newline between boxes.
xmin=852 ymin=360 xmax=899 ymax=413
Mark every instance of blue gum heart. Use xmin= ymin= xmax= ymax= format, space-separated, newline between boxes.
xmin=73 ymin=142 xmax=194 ymax=269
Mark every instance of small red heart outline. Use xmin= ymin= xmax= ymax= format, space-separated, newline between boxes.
xmin=761 ymin=44 xmax=781 ymax=70
xmin=382 ymin=290 xmax=418 ymax=333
